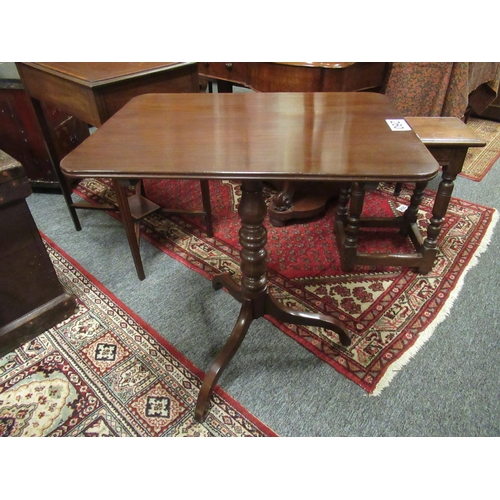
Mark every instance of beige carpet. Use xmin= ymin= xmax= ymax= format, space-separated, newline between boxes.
xmin=462 ymin=118 xmax=500 ymax=181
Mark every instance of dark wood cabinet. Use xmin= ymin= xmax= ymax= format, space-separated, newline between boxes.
xmin=475 ymin=92 xmax=500 ymax=121
xmin=0 ymin=151 xmax=77 ymax=356
xmin=199 ymin=62 xmax=388 ymax=93
xmin=0 ymin=74 xmax=89 ymax=188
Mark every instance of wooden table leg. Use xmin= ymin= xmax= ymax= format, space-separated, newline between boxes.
xmin=200 ymin=179 xmax=214 ymax=237
xmin=29 ymin=97 xmax=82 ymax=231
xmin=419 ymin=148 xmax=466 ymax=273
xmin=335 ymin=181 xmax=365 ymax=272
xmin=112 ymin=178 xmax=145 ymax=281
xmin=194 ymin=179 xmax=351 ymax=422
xmin=400 ymin=180 xmax=427 ymax=235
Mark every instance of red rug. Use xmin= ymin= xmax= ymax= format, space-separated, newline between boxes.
xmin=0 ymin=234 xmax=276 ymax=436
xmin=74 ymin=178 xmax=498 ymax=395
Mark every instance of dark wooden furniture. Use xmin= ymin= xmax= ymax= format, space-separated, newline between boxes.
xmin=199 ymin=62 xmax=388 ymax=93
xmin=59 ymin=92 xmax=439 ymax=421
xmin=199 ymin=62 xmax=389 ymax=226
xmin=0 ymin=150 xmax=77 ymax=357
xmin=335 ymin=116 xmax=485 ymax=274
xmin=396 ymin=116 xmax=486 ymax=198
xmin=0 ymin=65 xmax=89 ymax=187
xmin=475 ymin=92 xmax=500 ymax=121
xmin=16 ymin=62 xmax=213 ymax=280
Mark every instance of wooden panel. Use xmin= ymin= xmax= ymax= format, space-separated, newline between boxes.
xmin=17 ymin=63 xmax=103 ymax=125
xmin=405 ymin=117 xmax=486 ymax=147
xmin=321 ymin=62 xmax=388 ymax=92
xmin=248 ymin=63 xmax=323 ymax=91
xmin=18 ymin=62 xmax=201 ymax=126
xmin=0 ymin=82 xmax=56 ymax=183
xmin=28 ymin=62 xmax=191 ymax=85
xmin=96 ymin=63 xmax=200 ymax=120
xmin=198 ymin=62 xmax=250 ymax=86
xmin=0 ymin=81 xmax=90 ymax=185
xmin=199 ymin=62 xmax=388 ymax=93
xmin=0 ymin=152 xmax=76 ymax=355
xmin=476 ymin=92 xmax=500 ymax=121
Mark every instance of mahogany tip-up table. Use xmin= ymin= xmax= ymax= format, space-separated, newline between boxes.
xmin=61 ymin=92 xmax=439 ymax=422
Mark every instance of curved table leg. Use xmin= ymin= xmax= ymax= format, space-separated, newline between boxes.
xmin=212 ymin=273 xmax=243 ymax=303
xmin=195 ymin=179 xmax=352 ymax=422
xmin=264 ymin=294 xmax=352 ymax=347
xmin=195 ymin=300 xmax=254 ymax=422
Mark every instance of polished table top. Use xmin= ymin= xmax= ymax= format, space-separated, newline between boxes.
xmin=60 ymin=92 xmax=439 ymax=182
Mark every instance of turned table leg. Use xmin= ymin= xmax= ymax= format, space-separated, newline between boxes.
xmin=400 ymin=180 xmax=427 ymax=236
xmin=419 ymin=149 xmax=465 ymax=273
xmin=195 ymin=179 xmax=268 ymax=422
xmin=338 ymin=181 xmax=365 ymax=272
xmin=195 ymin=179 xmax=351 ymax=422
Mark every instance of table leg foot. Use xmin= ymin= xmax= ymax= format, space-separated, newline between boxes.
xmin=265 ymin=294 xmax=352 ymax=347
xmin=195 ymin=300 xmax=253 ymax=422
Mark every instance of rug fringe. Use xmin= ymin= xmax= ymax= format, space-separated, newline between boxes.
xmin=371 ymin=208 xmax=500 ymax=396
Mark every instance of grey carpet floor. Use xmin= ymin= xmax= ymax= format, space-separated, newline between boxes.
xmin=25 ymin=151 xmax=500 ymax=437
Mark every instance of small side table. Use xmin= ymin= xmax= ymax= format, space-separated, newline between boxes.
xmin=335 ymin=117 xmax=486 ymax=274
xmin=16 ymin=62 xmax=210 ymax=280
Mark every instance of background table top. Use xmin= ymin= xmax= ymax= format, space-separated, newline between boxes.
xmin=61 ymin=92 xmax=439 ymax=182
xmin=17 ymin=62 xmax=192 ymax=87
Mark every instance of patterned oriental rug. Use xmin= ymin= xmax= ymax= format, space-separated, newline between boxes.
xmin=462 ymin=118 xmax=500 ymax=181
xmin=73 ymin=179 xmax=498 ymax=396
xmin=0 ymin=235 xmax=277 ymax=437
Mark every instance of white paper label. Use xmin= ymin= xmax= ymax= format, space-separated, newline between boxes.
xmin=386 ymin=119 xmax=412 ymax=131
